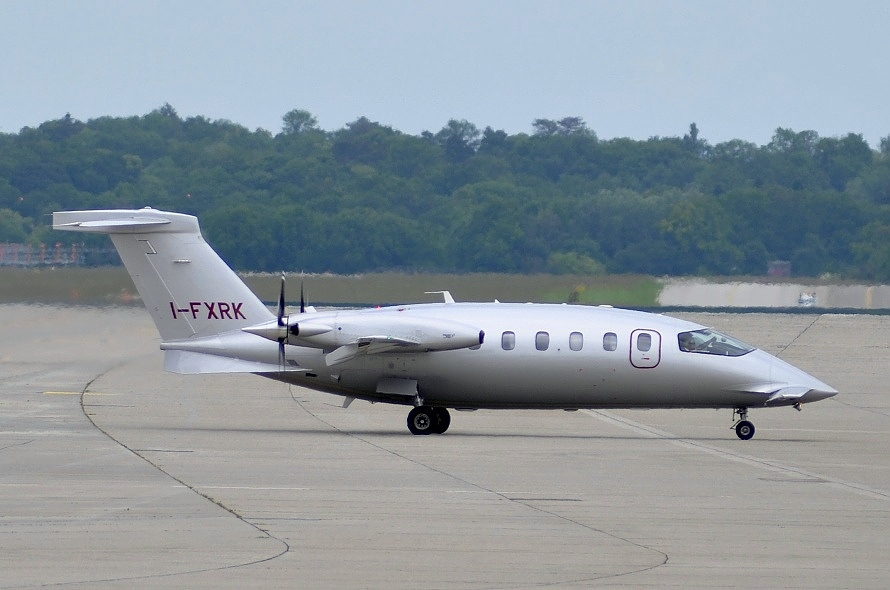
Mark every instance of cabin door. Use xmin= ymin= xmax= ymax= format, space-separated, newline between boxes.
xmin=630 ymin=329 xmax=661 ymax=369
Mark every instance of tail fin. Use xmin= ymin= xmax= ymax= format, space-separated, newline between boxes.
xmin=53 ymin=208 xmax=274 ymax=342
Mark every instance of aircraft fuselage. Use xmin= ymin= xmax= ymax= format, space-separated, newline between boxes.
xmin=265 ymin=302 xmax=835 ymax=411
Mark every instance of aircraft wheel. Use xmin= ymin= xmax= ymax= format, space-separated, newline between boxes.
xmin=735 ymin=420 xmax=755 ymax=440
xmin=407 ymin=406 xmax=436 ymax=435
xmin=432 ymin=407 xmax=451 ymax=434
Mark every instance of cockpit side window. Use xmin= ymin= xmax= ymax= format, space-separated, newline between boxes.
xmin=677 ymin=329 xmax=754 ymax=357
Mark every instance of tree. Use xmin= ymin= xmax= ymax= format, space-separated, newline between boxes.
xmin=532 ymin=116 xmax=591 ymax=137
xmin=660 ymin=194 xmax=742 ymax=274
xmin=478 ymin=127 xmax=510 ymax=155
xmin=852 ymin=222 xmax=890 ymax=281
xmin=766 ymin=128 xmax=820 ymax=155
xmin=682 ymin=122 xmax=707 ymax=156
xmin=434 ymin=119 xmax=480 ymax=163
xmin=815 ymin=133 xmax=873 ymax=190
xmin=760 ymin=128 xmax=827 ymax=190
xmin=281 ymin=109 xmax=319 ymax=135
xmin=532 ymin=118 xmax=559 ymax=137
xmin=2 ymin=107 xmax=887 ymax=277
xmin=331 ymin=117 xmax=400 ymax=166
xmin=448 ymin=181 xmax=538 ymax=271
xmin=0 ymin=208 xmax=30 ymax=241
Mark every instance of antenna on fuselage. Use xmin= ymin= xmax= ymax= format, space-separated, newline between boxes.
xmin=425 ymin=290 xmax=455 ymax=304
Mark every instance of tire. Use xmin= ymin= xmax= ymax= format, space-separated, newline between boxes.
xmin=735 ymin=420 xmax=755 ymax=440
xmin=432 ymin=407 xmax=451 ymax=434
xmin=407 ymin=406 xmax=435 ymax=435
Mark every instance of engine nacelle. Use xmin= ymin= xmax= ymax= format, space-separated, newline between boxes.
xmin=290 ymin=314 xmax=484 ymax=352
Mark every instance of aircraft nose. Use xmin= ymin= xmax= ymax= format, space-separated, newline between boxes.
xmin=801 ymin=384 xmax=838 ymax=403
xmin=785 ymin=368 xmax=838 ymax=405
xmin=797 ymin=368 xmax=838 ymax=402
xmin=752 ymin=350 xmax=839 ymax=406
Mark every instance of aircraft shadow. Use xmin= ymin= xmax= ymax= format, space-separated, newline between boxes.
xmin=134 ymin=425 xmax=820 ymax=443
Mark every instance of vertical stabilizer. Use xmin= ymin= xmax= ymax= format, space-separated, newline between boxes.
xmin=53 ymin=208 xmax=274 ymax=342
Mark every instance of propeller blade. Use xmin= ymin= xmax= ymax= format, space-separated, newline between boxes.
xmin=278 ymin=274 xmax=287 ymax=371
xmin=278 ymin=274 xmax=286 ymax=326
xmin=300 ymin=281 xmax=306 ymax=314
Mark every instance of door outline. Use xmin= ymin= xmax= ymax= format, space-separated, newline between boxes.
xmin=630 ymin=329 xmax=661 ymax=369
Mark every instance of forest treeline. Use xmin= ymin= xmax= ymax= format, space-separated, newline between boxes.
xmin=2 ymin=104 xmax=890 ymax=279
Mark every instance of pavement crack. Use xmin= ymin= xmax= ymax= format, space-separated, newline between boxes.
xmin=62 ymin=371 xmax=292 ymax=586
xmin=775 ymin=313 xmax=823 ymax=357
xmin=0 ymin=439 xmax=34 ymax=453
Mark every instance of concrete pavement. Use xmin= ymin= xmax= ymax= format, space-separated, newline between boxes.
xmin=1 ymin=305 xmax=887 ymax=588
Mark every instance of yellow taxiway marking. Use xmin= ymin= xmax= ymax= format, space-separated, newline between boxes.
xmin=43 ymin=391 xmax=118 ymax=396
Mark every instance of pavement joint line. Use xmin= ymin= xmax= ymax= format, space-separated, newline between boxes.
xmin=199 ymin=486 xmax=311 ymax=491
xmin=44 ymin=390 xmax=118 ymax=396
xmin=292 ymin=394 xmax=671 ymax=579
xmin=582 ymin=409 xmax=890 ymax=502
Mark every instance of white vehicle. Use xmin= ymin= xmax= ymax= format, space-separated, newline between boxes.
xmin=54 ymin=208 xmax=837 ymax=439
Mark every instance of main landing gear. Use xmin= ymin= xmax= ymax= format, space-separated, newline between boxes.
xmin=407 ymin=406 xmax=451 ymax=435
xmin=732 ymin=407 xmax=755 ymax=440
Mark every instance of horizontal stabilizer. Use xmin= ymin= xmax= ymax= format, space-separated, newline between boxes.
xmin=54 ymin=216 xmax=171 ymax=232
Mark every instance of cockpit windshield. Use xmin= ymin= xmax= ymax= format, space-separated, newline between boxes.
xmin=677 ymin=328 xmax=754 ymax=357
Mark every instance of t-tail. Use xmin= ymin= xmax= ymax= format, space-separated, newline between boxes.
xmin=53 ymin=208 xmax=279 ymax=373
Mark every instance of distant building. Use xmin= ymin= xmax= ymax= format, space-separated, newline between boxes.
xmin=0 ymin=243 xmax=119 ymax=266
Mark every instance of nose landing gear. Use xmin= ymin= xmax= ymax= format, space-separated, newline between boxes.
xmin=732 ymin=407 xmax=755 ymax=440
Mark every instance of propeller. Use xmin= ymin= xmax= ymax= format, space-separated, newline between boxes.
xmin=300 ymin=280 xmax=306 ymax=314
xmin=277 ymin=274 xmax=287 ymax=370
xmin=276 ymin=275 xmax=309 ymax=370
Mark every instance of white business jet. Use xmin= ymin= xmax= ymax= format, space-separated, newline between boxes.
xmin=54 ymin=208 xmax=837 ymax=439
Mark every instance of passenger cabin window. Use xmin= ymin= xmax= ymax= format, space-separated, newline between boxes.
xmin=569 ymin=331 xmax=583 ymax=351
xmin=501 ymin=331 xmax=516 ymax=351
xmin=677 ymin=329 xmax=754 ymax=357
xmin=535 ymin=331 xmax=550 ymax=351
xmin=636 ymin=332 xmax=652 ymax=352
xmin=603 ymin=332 xmax=618 ymax=351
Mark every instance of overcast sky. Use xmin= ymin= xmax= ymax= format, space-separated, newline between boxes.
xmin=2 ymin=1 xmax=889 ymax=148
